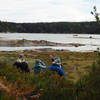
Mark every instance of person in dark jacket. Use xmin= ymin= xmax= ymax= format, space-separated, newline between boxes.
xmin=32 ymin=59 xmax=46 ymax=75
xmin=13 ymin=54 xmax=30 ymax=73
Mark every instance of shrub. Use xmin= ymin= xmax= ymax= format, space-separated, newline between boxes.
xmin=0 ymin=90 xmax=16 ymax=100
xmin=26 ymin=70 xmax=75 ymax=100
xmin=76 ymin=61 xmax=100 ymax=100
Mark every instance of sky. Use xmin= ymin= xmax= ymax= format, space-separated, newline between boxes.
xmin=0 ymin=0 xmax=100 ymax=23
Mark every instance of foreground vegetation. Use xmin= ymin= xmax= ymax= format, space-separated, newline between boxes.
xmin=0 ymin=51 xmax=100 ymax=100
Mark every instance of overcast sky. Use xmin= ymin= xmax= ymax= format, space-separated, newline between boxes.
xmin=0 ymin=0 xmax=100 ymax=23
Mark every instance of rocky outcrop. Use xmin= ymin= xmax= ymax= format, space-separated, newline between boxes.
xmin=0 ymin=38 xmax=85 ymax=47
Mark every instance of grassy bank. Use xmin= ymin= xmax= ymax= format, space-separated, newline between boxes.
xmin=0 ymin=51 xmax=97 ymax=81
xmin=0 ymin=51 xmax=99 ymax=100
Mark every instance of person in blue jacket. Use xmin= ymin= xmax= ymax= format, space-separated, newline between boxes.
xmin=48 ymin=56 xmax=66 ymax=77
xmin=32 ymin=59 xmax=46 ymax=75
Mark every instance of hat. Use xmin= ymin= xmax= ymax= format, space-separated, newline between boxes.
xmin=53 ymin=57 xmax=61 ymax=64
xmin=18 ymin=54 xmax=24 ymax=58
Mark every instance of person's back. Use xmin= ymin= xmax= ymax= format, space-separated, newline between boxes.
xmin=48 ymin=56 xmax=66 ymax=77
xmin=32 ymin=59 xmax=46 ymax=75
xmin=13 ymin=61 xmax=21 ymax=69
xmin=21 ymin=62 xmax=30 ymax=72
xmin=13 ymin=54 xmax=30 ymax=73
xmin=48 ymin=64 xmax=66 ymax=77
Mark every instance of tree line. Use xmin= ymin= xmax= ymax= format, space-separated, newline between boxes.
xmin=0 ymin=21 xmax=100 ymax=34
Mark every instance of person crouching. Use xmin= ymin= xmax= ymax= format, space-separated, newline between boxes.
xmin=32 ymin=59 xmax=46 ymax=75
xmin=48 ymin=56 xmax=66 ymax=77
xmin=13 ymin=54 xmax=30 ymax=73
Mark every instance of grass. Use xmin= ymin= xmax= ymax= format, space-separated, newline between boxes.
xmin=0 ymin=51 xmax=99 ymax=100
xmin=0 ymin=51 xmax=98 ymax=81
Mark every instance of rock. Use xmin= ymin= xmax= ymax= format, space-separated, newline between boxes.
xmin=0 ymin=38 xmax=85 ymax=47
xmin=89 ymin=36 xmax=92 ymax=38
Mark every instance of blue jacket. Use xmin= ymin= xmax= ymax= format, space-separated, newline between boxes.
xmin=48 ymin=64 xmax=66 ymax=77
xmin=32 ymin=59 xmax=46 ymax=75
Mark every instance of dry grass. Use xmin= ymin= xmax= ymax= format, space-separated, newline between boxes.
xmin=0 ymin=51 xmax=98 ymax=82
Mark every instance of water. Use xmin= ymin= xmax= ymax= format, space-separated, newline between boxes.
xmin=0 ymin=33 xmax=100 ymax=51
xmin=0 ymin=45 xmax=98 ymax=52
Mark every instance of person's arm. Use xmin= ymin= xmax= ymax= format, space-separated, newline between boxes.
xmin=39 ymin=62 xmax=46 ymax=69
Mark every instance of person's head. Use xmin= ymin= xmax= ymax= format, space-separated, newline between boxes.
xmin=35 ymin=59 xmax=41 ymax=64
xmin=49 ymin=55 xmax=54 ymax=59
xmin=18 ymin=54 xmax=24 ymax=59
xmin=53 ymin=57 xmax=61 ymax=65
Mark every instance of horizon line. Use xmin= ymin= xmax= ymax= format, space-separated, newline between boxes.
xmin=0 ymin=20 xmax=96 ymax=24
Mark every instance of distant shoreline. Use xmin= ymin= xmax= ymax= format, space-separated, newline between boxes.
xmin=0 ymin=21 xmax=99 ymax=34
xmin=0 ymin=32 xmax=100 ymax=35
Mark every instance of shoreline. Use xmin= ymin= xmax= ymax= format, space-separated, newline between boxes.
xmin=0 ymin=38 xmax=85 ymax=47
xmin=0 ymin=48 xmax=97 ymax=53
xmin=0 ymin=32 xmax=100 ymax=35
xmin=0 ymin=35 xmax=99 ymax=52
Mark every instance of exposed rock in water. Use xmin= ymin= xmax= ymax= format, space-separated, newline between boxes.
xmin=0 ymin=38 xmax=85 ymax=47
xmin=89 ymin=36 xmax=92 ymax=38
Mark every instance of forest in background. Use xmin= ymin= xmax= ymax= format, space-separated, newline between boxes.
xmin=0 ymin=21 xmax=99 ymax=34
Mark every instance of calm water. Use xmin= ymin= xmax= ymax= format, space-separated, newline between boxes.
xmin=0 ymin=46 xmax=98 ymax=52
xmin=0 ymin=33 xmax=100 ymax=51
